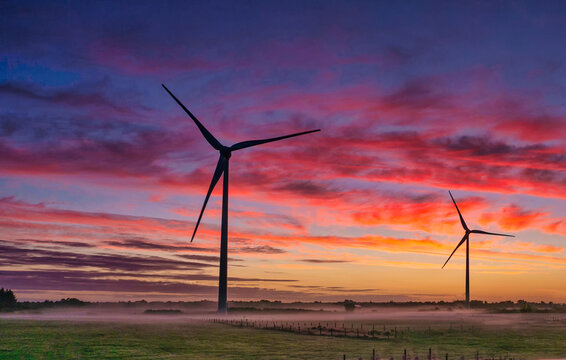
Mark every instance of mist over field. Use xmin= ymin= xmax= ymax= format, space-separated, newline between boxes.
xmin=3 ymin=299 xmax=565 ymax=324
xmin=3 ymin=301 xmax=566 ymax=359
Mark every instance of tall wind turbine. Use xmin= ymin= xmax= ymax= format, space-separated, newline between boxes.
xmin=442 ymin=191 xmax=515 ymax=309
xmin=162 ymin=84 xmax=320 ymax=314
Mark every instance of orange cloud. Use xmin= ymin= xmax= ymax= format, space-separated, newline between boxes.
xmin=479 ymin=204 xmax=547 ymax=231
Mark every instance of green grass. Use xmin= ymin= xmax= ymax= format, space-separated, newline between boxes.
xmin=1 ymin=317 xmax=565 ymax=359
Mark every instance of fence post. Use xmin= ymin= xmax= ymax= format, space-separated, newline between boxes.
xmin=475 ymin=352 xmax=478 ymax=360
xmin=429 ymin=348 xmax=432 ymax=360
xmin=445 ymin=353 xmax=448 ymax=360
xmin=343 ymin=355 xmax=346 ymax=360
xmin=404 ymin=349 xmax=407 ymax=360
xmin=373 ymin=348 xmax=376 ymax=360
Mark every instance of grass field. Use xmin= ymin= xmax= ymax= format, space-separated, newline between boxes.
xmin=1 ymin=311 xmax=566 ymax=359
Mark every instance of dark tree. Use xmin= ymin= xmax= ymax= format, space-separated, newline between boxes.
xmin=58 ymin=298 xmax=86 ymax=306
xmin=343 ymin=299 xmax=356 ymax=312
xmin=0 ymin=288 xmax=17 ymax=309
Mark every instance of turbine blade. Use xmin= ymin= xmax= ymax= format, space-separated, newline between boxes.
xmin=442 ymin=234 xmax=468 ymax=268
xmin=449 ymin=191 xmax=469 ymax=231
xmin=230 ymin=129 xmax=320 ymax=151
xmin=471 ymin=229 xmax=515 ymax=237
xmin=191 ymin=156 xmax=225 ymax=242
xmin=162 ymin=84 xmax=223 ymax=150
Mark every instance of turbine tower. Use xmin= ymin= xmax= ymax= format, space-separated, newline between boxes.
xmin=442 ymin=191 xmax=515 ymax=309
xmin=162 ymin=84 xmax=320 ymax=314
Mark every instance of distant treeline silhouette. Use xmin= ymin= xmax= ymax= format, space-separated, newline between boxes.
xmin=143 ymin=309 xmax=183 ymax=314
xmin=0 ymin=289 xmax=86 ymax=312
xmin=1 ymin=290 xmax=565 ymax=313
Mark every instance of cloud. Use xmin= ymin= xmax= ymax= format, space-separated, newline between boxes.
xmin=0 ymin=81 xmax=145 ymax=116
xmin=300 ymin=259 xmax=350 ymax=263
xmin=0 ymin=242 xmax=217 ymax=272
xmin=0 ymin=269 xmax=308 ymax=301
xmin=236 ymin=245 xmax=287 ymax=255
xmin=383 ymin=78 xmax=451 ymax=111
xmin=494 ymin=116 xmax=566 ymax=142
xmin=1 ymin=83 xmax=566 ymax=204
xmin=2 ymin=196 xmax=563 ymax=263
xmin=479 ymin=204 xmax=548 ymax=232
xmin=273 ymin=180 xmax=339 ymax=199
xmin=230 ymin=209 xmax=306 ymax=232
xmin=105 ymin=239 xmax=207 ymax=252
xmin=14 ymin=239 xmax=97 ymax=248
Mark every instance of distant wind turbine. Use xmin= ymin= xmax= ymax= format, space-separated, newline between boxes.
xmin=442 ymin=191 xmax=515 ymax=309
xmin=162 ymin=84 xmax=320 ymax=314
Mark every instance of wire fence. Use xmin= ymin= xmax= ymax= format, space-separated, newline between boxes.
xmin=210 ymin=318 xmax=466 ymax=340
xmin=340 ymin=348 xmax=518 ymax=360
xmin=208 ymin=318 xmax=521 ymax=360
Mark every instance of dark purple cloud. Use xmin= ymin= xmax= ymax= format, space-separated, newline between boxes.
xmin=274 ymin=180 xmax=340 ymax=199
xmin=384 ymin=78 xmax=452 ymax=111
xmin=0 ymin=81 xmax=143 ymax=115
xmin=0 ymin=242 xmax=216 ymax=272
xmin=236 ymin=245 xmax=287 ymax=255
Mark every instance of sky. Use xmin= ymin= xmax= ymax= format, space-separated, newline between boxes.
xmin=1 ymin=0 xmax=565 ymax=303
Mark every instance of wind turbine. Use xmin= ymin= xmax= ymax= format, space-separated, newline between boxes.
xmin=162 ymin=84 xmax=320 ymax=314
xmin=442 ymin=191 xmax=515 ymax=309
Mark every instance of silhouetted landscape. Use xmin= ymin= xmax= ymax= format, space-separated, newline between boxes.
xmin=3 ymin=291 xmax=566 ymax=315
xmin=3 ymin=291 xmax=566 ymax=359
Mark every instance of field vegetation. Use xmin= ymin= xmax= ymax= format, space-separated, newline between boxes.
xmin=1 ymin=309 xmax=566 ymax=359
xmin=2 ymin=292 xmax=565 ymax=359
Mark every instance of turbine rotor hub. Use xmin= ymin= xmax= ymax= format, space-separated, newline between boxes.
xmin=220 ymin=146 xmax=232 ymax=159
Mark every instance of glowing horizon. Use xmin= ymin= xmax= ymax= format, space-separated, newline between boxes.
xmin=1 ymin=1 xmax=565 ymax=303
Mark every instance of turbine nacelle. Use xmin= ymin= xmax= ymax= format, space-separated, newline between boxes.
xmin=220 ymin=146 xmax=232 ymax=159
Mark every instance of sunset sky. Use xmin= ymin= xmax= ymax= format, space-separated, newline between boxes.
xmin=1 ymin=1 xmax=565 ymax=303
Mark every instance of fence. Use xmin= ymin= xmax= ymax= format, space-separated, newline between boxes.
xmin=210 ymin=318 xmax=403 ymax=339
xmin=340 ymin=348 xmax=518 ymax=360
xmin=208 ymin=318 xmax=520 ymax=360
xmin=208 ymin=318 xmax=477 ymax=340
